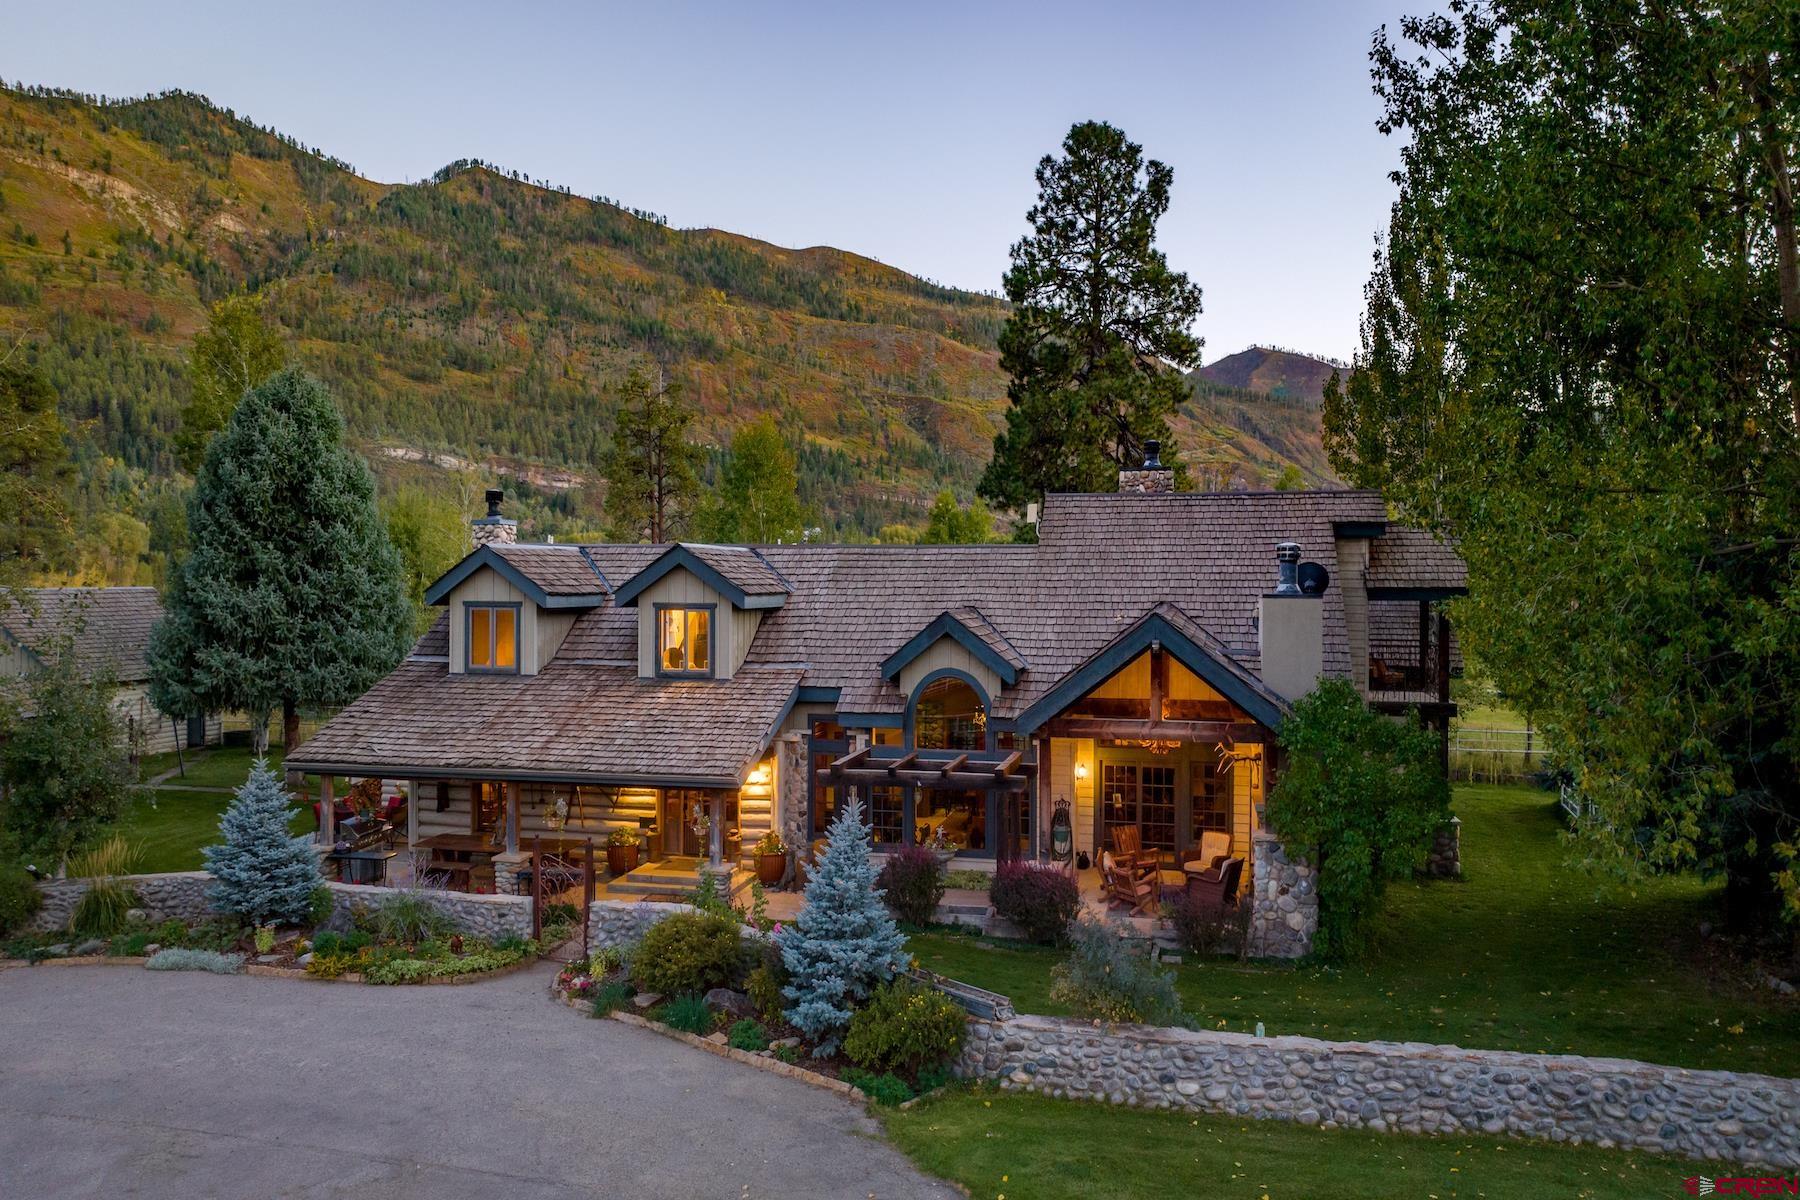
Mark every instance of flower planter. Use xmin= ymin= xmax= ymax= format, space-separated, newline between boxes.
xmin=756 ymin=852 xmax=786 ymax=886
xmin=606 ymin=844 xmax=640 ymax=877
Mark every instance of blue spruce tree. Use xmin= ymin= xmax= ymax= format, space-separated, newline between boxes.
xmin=780 ymin=792 xmax=908 ymax=1054
xmin=205 ymin=760 xmax=323 ymax=926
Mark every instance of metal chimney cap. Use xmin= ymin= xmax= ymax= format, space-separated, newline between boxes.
xmin=1272 ymin=541 xmax=1304 ymax=595
xmin=1143 ymin=440 xmax=1163 ymax=469
xmin=484 ymin=488 xmax=505 ymax=518
xmin=1275 ymin=541 xmax=1302 ymax=562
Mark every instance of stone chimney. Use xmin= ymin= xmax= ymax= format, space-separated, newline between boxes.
xmin=1118 ymin=440 xmax=1176 ymax=494
xmin=1259 ymin=541 xmax=1323 ymax=700
xmin=471 ymin=487 xmax=517 ymax=548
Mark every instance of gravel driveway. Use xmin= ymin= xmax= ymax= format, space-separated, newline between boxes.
xmin=0 ymin=963 xmax=957 ymax=1199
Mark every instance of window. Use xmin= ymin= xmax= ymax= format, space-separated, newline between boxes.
xmin=1191 ymin=759 xmax=1233 ymax=842
xmin=658 ymin=606 xmax=712 ymax=675
xmin=467 ymin=604 xmax=518 ymax=672
xmin=912 ymin=676 xmax=986 ymax=751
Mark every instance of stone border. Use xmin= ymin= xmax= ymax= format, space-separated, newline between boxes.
xmin=960 ymin=1013 xmax=1800 ymax=1168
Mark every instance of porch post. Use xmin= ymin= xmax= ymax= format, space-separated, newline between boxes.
xmin=317 ymin=775 xmax=335 ymax=847
xmin=505 ymin=781 xmax=520 ymax=854
xmin=406 ymin=780 xmax=419 ymax=846
xmin=708 ymin=790 xmax=724 ymax=868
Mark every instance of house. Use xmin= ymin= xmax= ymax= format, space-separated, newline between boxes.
xmin=0 ymin=587 xmax=222 ymax=757
xmin=288 ymin=451 xmax=1466 ymax=955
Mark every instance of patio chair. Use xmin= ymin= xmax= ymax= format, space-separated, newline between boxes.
xmin=1183 ymin=856 xmax=1244 ymax=916
xmin=1109 ymin=827 xmax=1158 ymax=877
xmin=1102 ymin=854 xmax=1158 ymax=917
xmin=1178 ymin=831 xmax=1231 ymax=879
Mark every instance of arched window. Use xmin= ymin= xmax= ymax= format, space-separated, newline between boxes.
xmin=912 ymin=675 xmax=987 ymax=751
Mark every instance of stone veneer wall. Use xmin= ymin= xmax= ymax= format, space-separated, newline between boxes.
xmin=31 ymin=871 xmax=532 ymax=942
xmin=1426 ymin=817 xmax=1462 ymax=878
xmin=1248 ymin=832 xmax=1317 ymax=958
xmin=960 ymin=1015 xmax=1800 ymax=1168
xmin=30 ymin=871 xmax=214 ymax=931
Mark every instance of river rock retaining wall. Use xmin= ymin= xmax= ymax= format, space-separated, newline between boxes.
xmin=323 ymin=881 xmax=532 ymax=942
xmin=1426 ymin=817 xmax=1462 ymax=878
xmin=587 ymin=899 xmax=697 ymax=949
xmin=30 ymin=871 xmax=214 ymax=931
xmin=960 ymin=1014 xmax=1800 ymax=1167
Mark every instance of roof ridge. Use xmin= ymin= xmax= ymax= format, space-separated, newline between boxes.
xmin=576 ymin=545 xmax=613 ymax=593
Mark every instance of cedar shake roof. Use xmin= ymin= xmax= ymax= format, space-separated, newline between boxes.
xmin=488 ymin=544 xmax=610 ymax=595
xmin=299 ymin=489 xmax=1469 ymax=782
xmin=1366 ymin=527 xmax=1468 ymax=594
xmin=291 ymin=660 xmax=802 ymax=786
xmin=0 ymin=587 xmax=161 ymax=682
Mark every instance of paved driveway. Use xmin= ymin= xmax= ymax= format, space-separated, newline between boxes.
xmin=0 ymin=963 xmax=957 ymax=1199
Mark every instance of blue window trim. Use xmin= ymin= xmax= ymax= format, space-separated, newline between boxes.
xmin=653 ymin=602 xmax=717 ymax=678
xmin=905 ymin=668 xmax=993 ymax=754
xmin=464 ymin=601 xmax=523 ymax=674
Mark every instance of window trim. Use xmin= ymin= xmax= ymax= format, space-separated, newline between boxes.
xmin=654 ymin=602 xmax=717 ymax=678
xmin=904 ymin=668 xmax=991 ymax=753
xmin=464 ymin=601 xmax=522 ymax=675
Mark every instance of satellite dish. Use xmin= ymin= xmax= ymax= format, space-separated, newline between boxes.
xmin=1297 ymin=561 xmax=1331 ymax=596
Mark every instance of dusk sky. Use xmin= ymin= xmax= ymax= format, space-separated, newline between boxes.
xmin=12 ymin=0 xmax=1422 ymax=363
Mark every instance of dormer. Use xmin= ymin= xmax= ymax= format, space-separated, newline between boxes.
xmin=424 ymin=503 xmax=609 ymax=677
xmin=880 ymin=607 xmax=1025 ymax=704
xmin=613 ymin=544 xmax=789 ymax=681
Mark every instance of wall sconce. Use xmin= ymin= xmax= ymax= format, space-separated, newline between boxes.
xmin=742 ymin=760 xmax=774 ymax=798
xmin=1073 ymin=761 xmax=1089 ymax=783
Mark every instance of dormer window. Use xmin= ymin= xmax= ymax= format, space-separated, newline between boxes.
xmin=657 ymin=605 xmax=713 ymax=676
xmin=467 ymin=603 xmax=519 ymax=673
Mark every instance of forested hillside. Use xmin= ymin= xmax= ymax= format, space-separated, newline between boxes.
xmin=0 ymin=82 xmax=1326 ymax=576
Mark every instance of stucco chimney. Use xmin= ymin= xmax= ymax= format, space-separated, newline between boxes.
xmin=471 ymin=487 xmax=517 ymax=548
xmin=1118 ymin=440 xmax=1176 ymax=494
xmin=1259 ymin=541 xmax=1323 ymax=700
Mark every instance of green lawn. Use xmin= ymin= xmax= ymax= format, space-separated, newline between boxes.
xmin=113 ymin=787 xmax=314 ymax=873
xmin=137 ymin=745 xmax=288 ymax=790
xmin=910 ymin=784 xmax=1800 ymax=1076
xmin=883 ymin=1089 xmax=1710 ymax=1200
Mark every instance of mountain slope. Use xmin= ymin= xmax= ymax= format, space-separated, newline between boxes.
xmin=0 ymin=83 xmax=1328 ymax=543
xmin=1194 ymin=346 xmax=1344 ymax=403
xmin=1179 ymin=347 xmax=1345 ymax=487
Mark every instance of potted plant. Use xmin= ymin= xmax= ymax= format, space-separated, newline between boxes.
xmin=605 ymin=827 xmax=641 ymax=877
xmin=754 ymin=831 xmax=787 ymax=886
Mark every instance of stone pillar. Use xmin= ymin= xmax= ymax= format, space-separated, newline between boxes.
xmin=1426 ymin=816 xmax=1462 ymax=878
xmin=471 ymin=488 xmax=517 ymax=548
xmin=492 ymin=850 xmax=530 ymax=898
xmin=1248 ymin=831 xmax=1316 ymax=959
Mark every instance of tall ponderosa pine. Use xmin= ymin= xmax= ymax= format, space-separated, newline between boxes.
xmin=176 ymin=293 xmax=288 ymax=472
xmin=602 ymin=369 xmax=702 ymax=542
xmin=780 ymin=793 xmax=908 ymax=1054
xmin=204 ymin=759 xmax=322 ymax=926
xmin=697 ymin=415 xmax=806 ymax=543
xmin=979 ymin=121 xmax=1204 ymax=513
xmin=149 ymin=368 xmax=412 ymax=755
xmin=1326 ymin=3 xmax=1800 ymax=927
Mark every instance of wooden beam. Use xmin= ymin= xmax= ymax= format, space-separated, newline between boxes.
xmin=1041 ymin=717 xmax=1266 ymax=743
xmin=937 ymin=753 xmax=970 ymax=778
xmin=828 ymin=745 xmax=873 ymax=772
xmin=1150 ymin=645 xmax=1167 ymax=723
xmin=885 ymin=751 xmax=919 ymax=777
xmin=991 ymin=750 xmax=1023 ymax=780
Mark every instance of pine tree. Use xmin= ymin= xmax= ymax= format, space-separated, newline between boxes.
xmin=779 ymin=793 xmax=908 ymax=1054
xmin=148 ymin=367 xmax=413 ymax=755
xmin=204 ymin=759 xmax=322 ymax=926
xmin=602 ymin=368 xmax=702 ymax=542
xmin=979 ymin=121 xmax=1204 ymax=512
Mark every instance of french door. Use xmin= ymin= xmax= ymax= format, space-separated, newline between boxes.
xmin=1099 ymin=754 xmax=1180 ymax=862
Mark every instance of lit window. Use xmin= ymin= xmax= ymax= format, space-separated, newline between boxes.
xmin=658 ymin=607 xmax=712 ymax=675
xmin=913 ymin=676 xmax=985 ymax=750
xmin=467 ymin=605 xmax=518 ymax=672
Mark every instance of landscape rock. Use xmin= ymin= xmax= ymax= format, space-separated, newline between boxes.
xmin=633 ymin=993 xmax=663 ymax=1010
xmin=72 ymin=939 xmax=106 ymax=956
xmin=703 ymin=988 xmax=755 ymax=1018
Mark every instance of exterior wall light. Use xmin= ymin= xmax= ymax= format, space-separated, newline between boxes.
xmin=1073 ymin=761 xmax=1089 ymax=783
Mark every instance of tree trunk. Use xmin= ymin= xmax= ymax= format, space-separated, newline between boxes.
xmin=1748 ymin=56 xmax=1800 ymax=425
xmin=282 ymin=698 xmax=300 ymax=758
xmin=250 ymin=708 xmax=271 ymax=757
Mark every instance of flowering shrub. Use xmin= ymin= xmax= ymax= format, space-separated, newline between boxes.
xmin=844 ymin=978 xmax=968 ymax=1076
xmin=875 ymin=846 xmax=946 ymax=926
xmin=989 ymin=861 xmax=1081 ymax=944
xmin=1049 ymin=918 xmax=1184 ymax=1026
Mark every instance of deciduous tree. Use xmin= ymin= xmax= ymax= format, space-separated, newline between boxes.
xmin=697 ymin=415 xmax=806 ymax=543
xmin=176 ymin=293 xmax=286 ymax=472
xmin=919 ymin=489 xmax=995 ymax=544
xmin=0 ymin=358 xmax=72 ymax=584
xmin=1325 ymin=1 xmax=1800 ymax=928
xmin=979 ymin=121 xmax=1203 ymax=512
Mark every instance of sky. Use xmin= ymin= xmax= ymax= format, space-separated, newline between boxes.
xmin=11 ymin=0 xmax=1419 ymax=363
